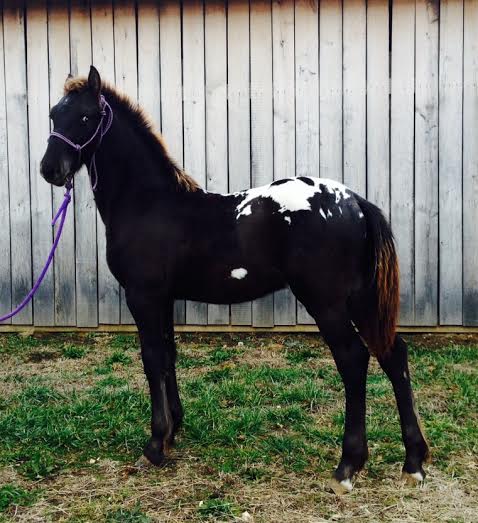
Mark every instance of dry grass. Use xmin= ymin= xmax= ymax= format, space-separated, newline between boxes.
xmin=7 ymin=459 xmax=477 ymax=522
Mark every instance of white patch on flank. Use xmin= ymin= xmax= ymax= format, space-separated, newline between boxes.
xmin=410 ymin=471 xmax=424 ymax=482
xmin=340 ymin=478 xmax=353 ymax=492
xmin=327 ymin=209 xmax=333 ymax=218
xmin=231 ymin=268 xmax=248 ymax=280
xmin=319 ymin=208 xmax=326 ymax=220
xmin=358 ymin=211 xmax=364 ymax=219
xmin=284 ymin=216 xmax=291 ymax=225
xmin=235 ymin=177 xmax=351 ymax=219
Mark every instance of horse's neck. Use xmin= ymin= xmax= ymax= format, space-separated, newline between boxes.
xmin=92 ymin=116 xmax=176 ymax=226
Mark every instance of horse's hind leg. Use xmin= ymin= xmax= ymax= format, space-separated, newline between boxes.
xmin=126 ymin=289 xmax=182 ymax=466
xmin=307 ymin=303 xmax=370 ymax=493
xmin=376 ymin=335 xmax=430 ymax=483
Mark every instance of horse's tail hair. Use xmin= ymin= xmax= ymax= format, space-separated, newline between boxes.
xmin=352 ymin=195 xmax=400 ymax=357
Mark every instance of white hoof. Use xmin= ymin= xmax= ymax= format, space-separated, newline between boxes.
xmin=401 ymin=470 xmax=424 ymax=486
xmin=329 ymin=477 xmax=353 ymax=495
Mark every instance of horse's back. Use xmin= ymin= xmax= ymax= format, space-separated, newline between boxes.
xmin=231 ymin=176 xmax=368 ymax=300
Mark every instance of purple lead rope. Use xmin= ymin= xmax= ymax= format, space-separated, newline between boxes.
xmin=0 ymin=94 xmax=113 ymax=323
xmin=0 ymin=184 xmax=72 ymax=322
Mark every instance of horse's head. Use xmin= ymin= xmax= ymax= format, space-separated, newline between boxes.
xmin=40 ymin=66 xmax=104 ymax=187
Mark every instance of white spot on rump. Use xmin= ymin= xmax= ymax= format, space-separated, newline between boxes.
xmin=241 ymin=205 xmax=252 ymax=216
xmin=358 ymin=211 xmax=364 ymax=219
xmin=284 ymin=216 xmax=291 ymax=225
xmin=231 ymin=268 xmax=248 ymax=280
xmin=319 ymin=208 xmax=326 ymax=220
xmin=235 ymin=177 xmax=351 ymax=218
xmin=327 ymin=209 xmax=333 ymax=218
xmin=340 ymin=478 xmax=353 ymax=492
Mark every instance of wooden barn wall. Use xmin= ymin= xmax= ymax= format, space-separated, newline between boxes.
xmin=0 ymin=0 xmax=477 ymax=328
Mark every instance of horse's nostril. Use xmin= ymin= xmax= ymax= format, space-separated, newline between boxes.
xmin=40 ymin=163 xmax=57 ymax=183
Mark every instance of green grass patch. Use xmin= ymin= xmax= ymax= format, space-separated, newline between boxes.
xmin=62 ymin=344 xmax=86 ymax=359
xmin=105 ymin=504 xmax=151 ymax=522
xmin=105 ymin=351 xmax=133 ymax=366
xmin=197 ymin=497 xmax=239 ymax=520
xmin=0 ymin=385 xmax=149 ymax=479
xmin=0 ymin=484 xmax=38 ymax=513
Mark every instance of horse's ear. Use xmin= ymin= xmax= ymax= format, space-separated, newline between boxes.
xmin=65 ymin=73 xmax=73 ymax=82
xmin=88 ymin=65 xmax=101 ymax=98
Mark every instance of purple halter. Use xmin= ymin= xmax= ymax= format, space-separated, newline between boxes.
xmin=49 ymin=94 xmax=113 ymax=190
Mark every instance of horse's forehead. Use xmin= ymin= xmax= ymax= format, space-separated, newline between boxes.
xmin=54 ymin=92 xmax=84 ymax=114
xmin=51 ymin=95 xmax=72 ymax=116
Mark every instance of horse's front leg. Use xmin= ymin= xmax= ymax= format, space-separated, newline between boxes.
xmin=126 ymin=289 xmax=182 ymax=466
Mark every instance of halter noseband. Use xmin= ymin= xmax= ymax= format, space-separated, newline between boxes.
xmin=49 ymin=94 xmax=113 ymax=190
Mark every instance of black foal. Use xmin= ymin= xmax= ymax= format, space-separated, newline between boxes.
xmin=40 ymin=66 xmax=430 ymax=491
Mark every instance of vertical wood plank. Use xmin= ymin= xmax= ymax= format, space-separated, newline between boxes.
xmin=183 ymin=0 xmax=208 ymax=324
xmin=319 ymin=0 xmax=342 ymax=182
xmin=48 ymin=1 xmax=76 ymax=325
xmin=367 ymin=0 xmax=390 ymax=217
xmin=414 ymin=0 xmax=438 ymax=325
xmin=27 ymin=2 xmax=55 ymax=326
xmin=205 ymin=0 xmax=229 ymax=325
xmin=70 ymin=0 xmax=97 ymax=327
xmin=463 ymin=0 xmax=478 ymax=325
xmin=91 ymin=1 xmax=120 ymax=324
xmin=114 ymin=0 xmax=137 ymax=324
xmin=3 ymin=6 xmax=32 ymax=325
xmin=391 ymin=0 xmax=415 ymax=324
xmin=138 ymin=3 xmax=161 ymax=124
xmin=272 ymin=0 xmax=296 ymax=325
xmin=439 ymin=0 xmax=463 ymax=325
xmin=343 ymin=0 xmax=366 ymax=196
xmin=159 ymin=1 xmax=186 ymax=324
xmin=0 ymin=10 xmax=11 ymax=323
xmin=295 ymin=0 xmax=318 ymax=324
xmin=250 ymin=0 xmax=274 ymax=327
xmin=228 ymin=0 xmax=252 ymax=325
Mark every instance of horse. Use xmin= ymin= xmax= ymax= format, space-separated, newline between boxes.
xmin=40 ymin=66 xmax=430 ymax=493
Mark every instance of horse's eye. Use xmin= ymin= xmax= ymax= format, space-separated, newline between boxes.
xmin=81 ymin=115 xmax=88 ymax=123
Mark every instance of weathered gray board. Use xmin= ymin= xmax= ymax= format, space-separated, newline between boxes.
xmin=0 ymin=0 xmax=477 ymax=329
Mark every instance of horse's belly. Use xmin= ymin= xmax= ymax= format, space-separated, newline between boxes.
xmin=175 ymin=264 xmax=285 ymax=304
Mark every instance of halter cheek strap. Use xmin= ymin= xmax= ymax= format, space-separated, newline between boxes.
xmin=49 ymin=94 xmax=113 ymax=190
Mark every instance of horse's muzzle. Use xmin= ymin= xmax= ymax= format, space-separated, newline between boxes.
xmin=40 ymin=157 xmax=74 ymax=187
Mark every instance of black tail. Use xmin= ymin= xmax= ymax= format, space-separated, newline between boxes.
xmin=351 ymin=195 xmax=399 ymax=356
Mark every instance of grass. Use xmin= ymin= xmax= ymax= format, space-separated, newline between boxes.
xmin=0 ymin=332 xmax=477 ymax=522
xmin=0 ymin=485 xmax=38 ymax=513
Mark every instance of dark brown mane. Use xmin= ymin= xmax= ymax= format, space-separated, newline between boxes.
xmin=64 ymin=76 xmax=200 ymax=192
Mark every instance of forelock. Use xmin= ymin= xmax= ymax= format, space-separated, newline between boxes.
xmin=64 ymin=76 xmax=88 ymax=95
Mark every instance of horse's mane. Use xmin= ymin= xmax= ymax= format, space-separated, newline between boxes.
xmin=64 ymin=77 xmax=200 ymax=192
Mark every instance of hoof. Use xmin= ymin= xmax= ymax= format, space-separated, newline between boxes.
xmin=328 ymin=477 xmax=353 ymax=495
xmin=134 ymin=454 xmax=155 ymax=470
xmin=143 ymin=438 xmax=167 ymax=466
xmin=401 ymin=470 xmax=425 ymax=486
